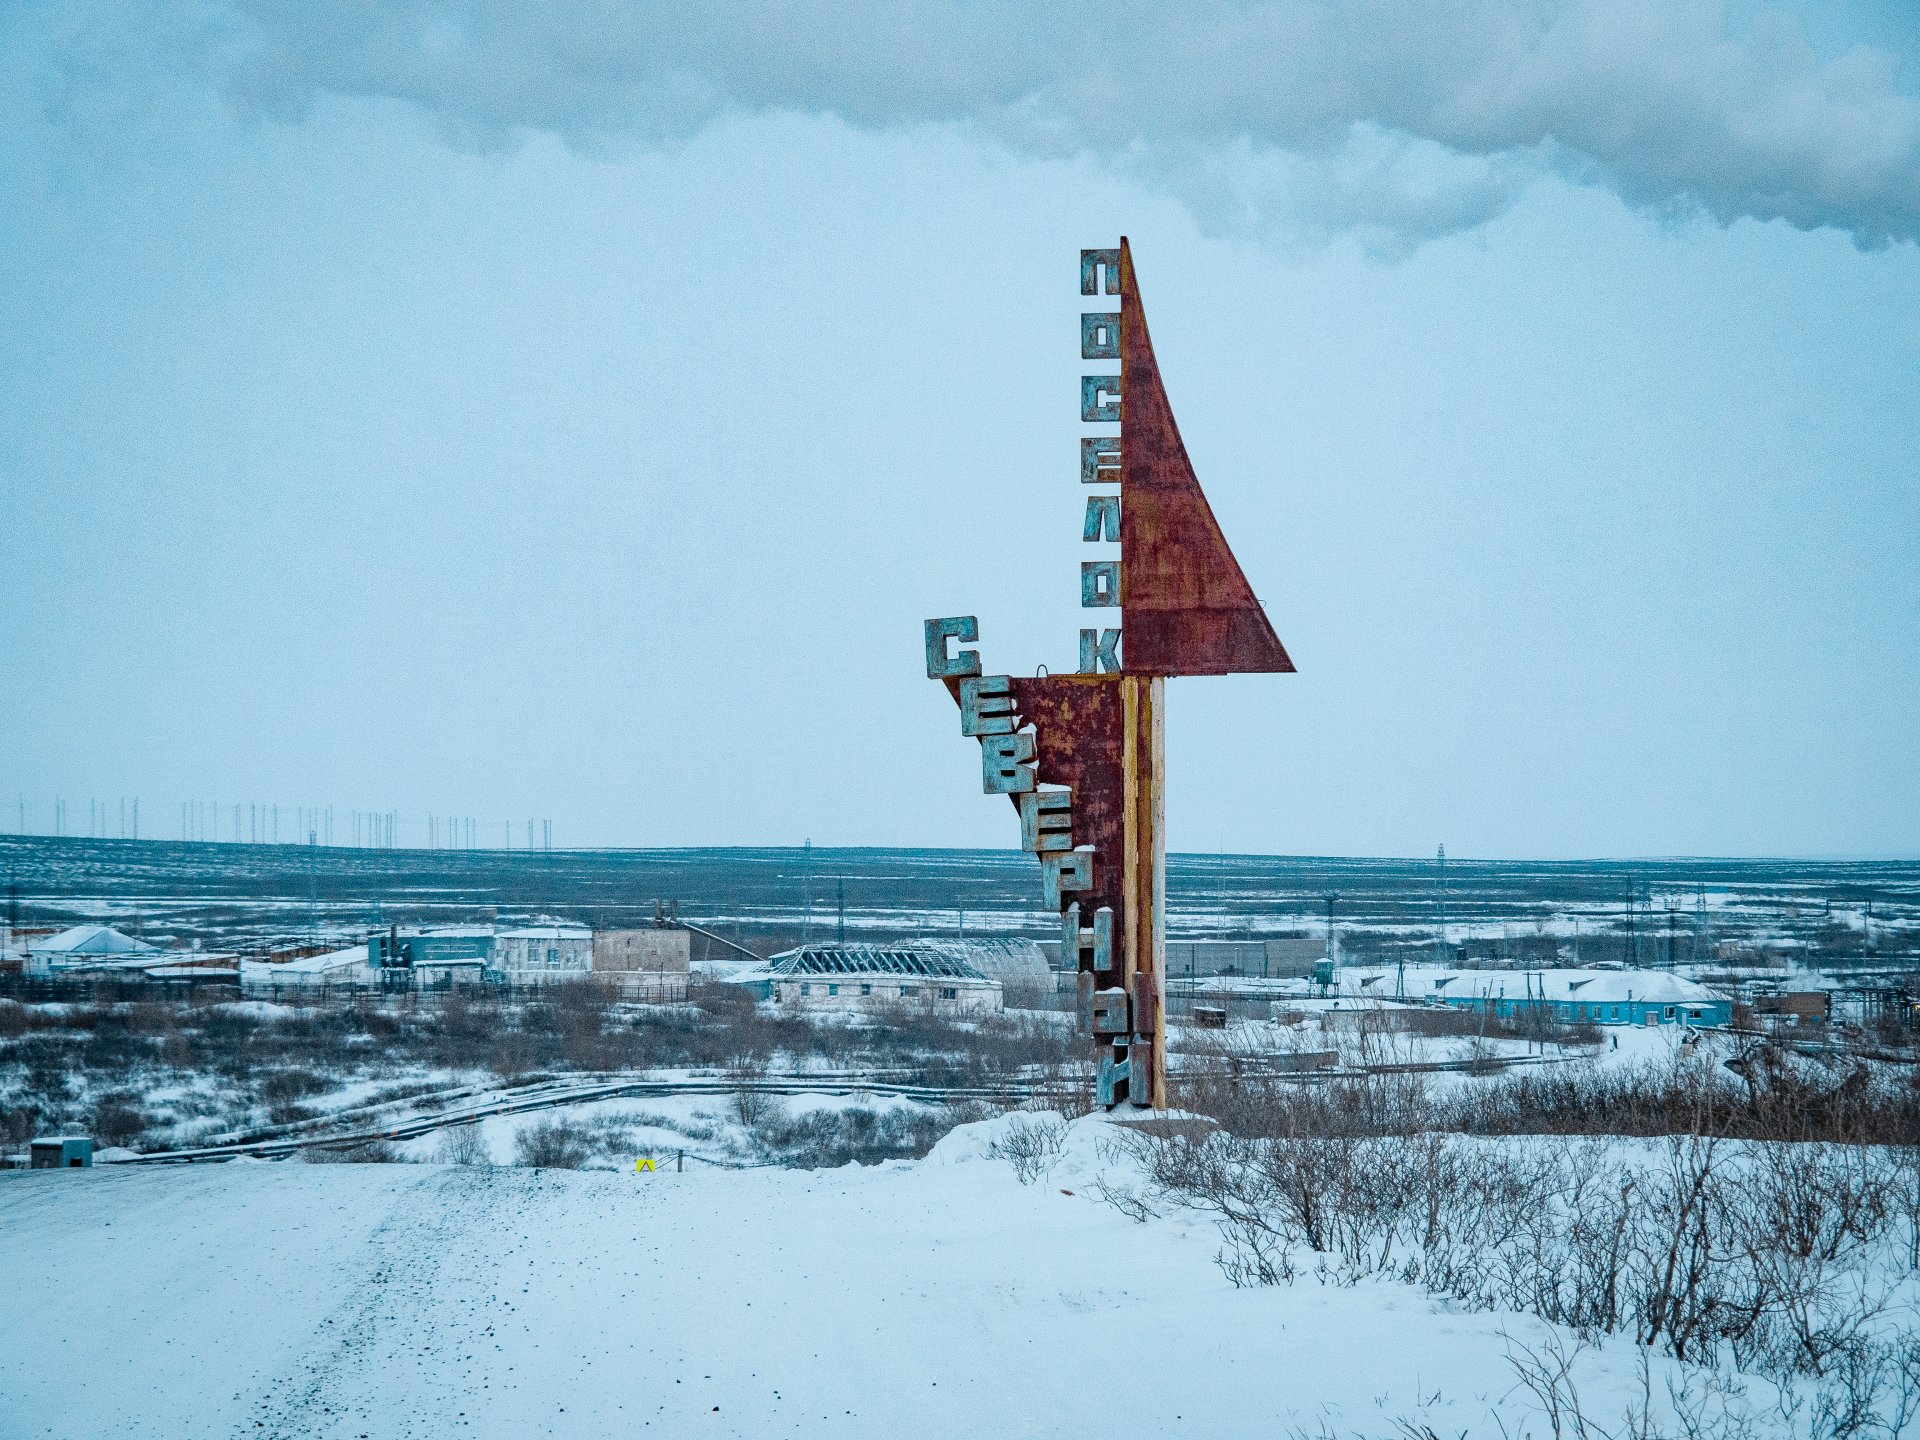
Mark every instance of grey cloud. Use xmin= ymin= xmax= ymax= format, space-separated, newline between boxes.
xmin=72 ymin=1 xmax=1920 ymax=248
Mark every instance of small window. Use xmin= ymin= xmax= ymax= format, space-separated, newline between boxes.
xmin=1664 ymin=1006 xmax=1676 ymax=1020
xmin=828 ymin=984 xmax=839 ymax=997
xmin=800 ymin=983 xmax=812 ymax=996
xmin=861 ymin=984 xmax=872 ymax=996
xmin=940 ymin=987 xmax=957 ymax=1000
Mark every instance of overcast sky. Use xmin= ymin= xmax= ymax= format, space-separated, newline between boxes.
xmin=3 ymin=2 xmax=1918 ymax=859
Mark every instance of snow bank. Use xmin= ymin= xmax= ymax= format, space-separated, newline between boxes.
xmin=0 ymin=1131 xmax=1715 ymax=1439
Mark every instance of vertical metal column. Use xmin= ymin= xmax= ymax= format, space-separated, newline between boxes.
xmin=1121 ymin=674 xmax=1169 ymax=1109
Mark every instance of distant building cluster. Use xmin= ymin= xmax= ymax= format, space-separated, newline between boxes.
xmin=304 ymin=923 xmax=693 ymax=999
xmin=0 ymin=919 xmax=691 ymax=1000
xmin=6 ymin=924 xmax=235 ymax=981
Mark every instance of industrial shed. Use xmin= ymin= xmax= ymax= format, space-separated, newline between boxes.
xmin=23 ymin=925 xmax=158 ymax=974
xmin=764 ymin=945 xmax=1002 ymax=1016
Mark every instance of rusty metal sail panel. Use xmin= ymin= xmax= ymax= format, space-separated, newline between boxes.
xmin=1009 ymin=675 xmax=1125 ymax=920
xmin=944 ymin=673 xmax=1125 ymax=919
xmin=1118 ymin=238 xmax=1295 ymax=677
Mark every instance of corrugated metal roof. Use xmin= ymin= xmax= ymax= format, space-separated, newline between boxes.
xmin=919 ymin=938 xmax=1049 ymax=984
xmin=767 ymin=945 xmax=989 ymax=980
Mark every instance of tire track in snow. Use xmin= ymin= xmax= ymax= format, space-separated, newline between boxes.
xmin=239 ymin=1166 xmax=532 ymax=1440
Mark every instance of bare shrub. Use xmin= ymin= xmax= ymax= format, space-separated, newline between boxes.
xmin=90 ymin=1091 xmax=147 ymax=1148
xmin=0 ymin=1099 xmax=43 ymax=1147
xmin=1090 ymin=1131 xmax=1164 ymax=1222
xmin=438 ymin=1124 xmax=491 ymax=1165
xmin=258 ymin=1069 xmax=328 ymax=1106
xmin=513 ymin=1119 xmax=590 ymax=1169
xmin=754 ymin=1104 xmax=973 ymax=1168
xmin=1434 ymin=1047 xmax=1920 ymax=1147
xmin=1028 ymin=1062 xmax=1097 ymax=1120
xmin=985 ymin=1112 xmax=1070 ymax=1184
xmin=303 ymin=1139 xmax=400 ymax=1163
xmin=728 ymin=1068 xmax=780 ymax=1129
xmin=1139 ymin=1120 xmax=1918 ymax=1421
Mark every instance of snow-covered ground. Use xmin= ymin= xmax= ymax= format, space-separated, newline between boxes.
xmin=4 ymin=1114 xmax=1709 ymax=1440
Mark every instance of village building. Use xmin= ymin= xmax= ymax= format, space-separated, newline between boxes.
xmin=917 ymin=938 xmax=1050 ymax=1006
xmin=495 ymin=925 xmax=594 ymax=981
xmin=28 ymin=1137 xmax=93 ymax=1169
xmin=241 ymin=944 xmax=378 ymax=995
xmin=23 ymin=924 xmax=159 ymax=974
xmin=591 ymin=928 xmax=691 ymax=1001
xmin=19 ymin=925 xmax=238 ymax=981
xmin=1336 ymin=965 xmax=1731 ymax=1027
xmin=761 ymin=944 xmax=1002 ymax=1015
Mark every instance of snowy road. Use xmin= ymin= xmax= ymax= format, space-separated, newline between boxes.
xmin=1 ymin=1118 xmax=1665 ymax=1439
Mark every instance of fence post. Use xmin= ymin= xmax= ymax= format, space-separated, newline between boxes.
xmin=677 ymin=1149 xmax=684 ymax=1173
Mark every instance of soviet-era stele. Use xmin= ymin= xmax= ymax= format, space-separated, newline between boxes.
xmin=925 ymin=239 xmax=1294 ymax=1110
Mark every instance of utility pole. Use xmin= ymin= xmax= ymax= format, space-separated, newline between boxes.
xmin=1435 ymin=843 xmax=1447 ymax=965
xmin=801 ymin=838 xmax=813 ymax=944
xmin=837 ymin=878 xmax=846 ymax=945
xmin=1624 ymin=874 xmax=1639 ymax=968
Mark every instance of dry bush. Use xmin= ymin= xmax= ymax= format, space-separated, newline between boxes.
xmin=90 ymin=1091 xmax=147 ymax=1148
xmin=986 ymin=1112 xmax=1069 ymax=1184
xmin=258 ymin=1068 xmax=328 ymax=1106
xmin=303 ymin=1139 xmax=400 ymax=1163
xmin=752 ymin=1104 xmax=970 ymax=1169
xmin=438 ymin=1123 xmax=490 ymax=1165
xmin=728 ymin=1065 xmax=780 ymax=1129
xmin=513 ymin=1118 xmax=590 ymax=1169
xmin=1138 ymin=1120 xmax=1918 ymax=1415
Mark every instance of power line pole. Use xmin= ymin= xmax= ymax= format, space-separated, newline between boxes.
xmin=1624 ymin=874 xmax=1638 ymax=968
xmin=801 ymin=838 xmax=813 ymax=944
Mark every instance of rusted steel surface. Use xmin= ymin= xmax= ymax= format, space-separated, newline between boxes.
xmin=940 ymin=672 xmax=1124 ymax=919
xmin=1117 ymin=237 xmax=1295 ymax=677
xmin=1011 ymin=675 xmax=1126 ymax=920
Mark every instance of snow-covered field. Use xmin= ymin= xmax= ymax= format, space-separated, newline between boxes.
xmin=4 ymin=1114 xmax=1715 ymax=1440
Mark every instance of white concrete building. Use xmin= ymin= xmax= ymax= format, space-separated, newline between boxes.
xmin=240 ymin=945 xmax=378 ymax=995
xmin=497 ymin=925 xmax=593 ymax=981
xmin=920 ymin=939 xmax=1050 ymax=1006
xmin=764 ymin=945 xmax=1002 ymax=1016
